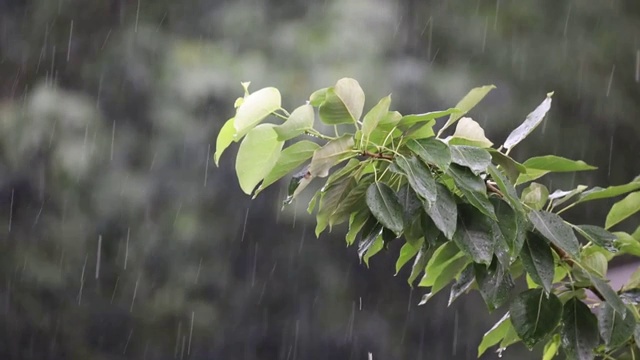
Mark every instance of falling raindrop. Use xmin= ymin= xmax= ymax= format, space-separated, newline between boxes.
xmin=188 ymin=311 xmax=194 ymax=355
xmin=95 ymin=235 xmax=102 ymax=279
xmin=204 ymin=143 xmax=211 ymax=187
xmin=123 ymin=329 xmax=133 ymax=354
xmin=124 ymin=227 xmax=130 ymax=270
xmin=8 ymin=188 xmax=14 ymax=233
xmin=77 ymin=254 xmax=88 ymax=305
xmin=606 ymin=65 xmax=615 ymax=97
xmin=66 ymin=20 xmax=73 ymax=62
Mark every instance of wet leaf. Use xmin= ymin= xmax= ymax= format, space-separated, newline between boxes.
xmin=586 ymin=272 xmax=627 ymax=317
xmin=519 ymin=233 xmax=554 ymax=293
xmin=572 ymin=225 xmax=617 ymax=252
xmin=453 ymin=205 xmax=495 ymax=265
xmin=449 ymin=145 xmax=492 ymax=175
xmin=235 ymin=124 xmax=283 ymax=194
xmin=366 ymin=183 xmax=404 ymax=235
xmin=503 ymin=92 xmax=553 ymax=151
xmin=346 ymin=210 xmax=370 ymax=245
xmin=328 ymin=175 xmax=374 ymax=227
xmin=408 ymin=244 xmax=432 ymax=286
xmin=542 ymin=334 xmax=561 ymax=360
xmin=234 ymin=87 xmax=281 ymax=138
xmin=406 ymin=137 xmax=451 ymax=171
xmin=363 ymin=235 xmax=384 ymax=266
xmin=510 ymin=289 xmax=562 ymax=349
xmin=419 ymin=240 xmax=463 ymax=287
xmin=392 ymin=155 xmax=437 ymax=204
xmin=561 ymin=298 xmax=599 ymax=360
xmin=419 ymin=256 xmax=470 ymax=304
xmin=549 ymin=185 xmax=588 ymax=208
xmin=447 ymin=164 xmax=496 ymax=220
xmin=424 ymin=183 xmax=458 ymax=240
xmin=598 ymin=303 xmax=635 ymax=349
xmin=274 ymin=104 xmax=314 ymax=141
xmin=357 ymin=217 xmax=383 ymax=261
xmin=438 ymin=85 xmax=495 ymax=136
xmin=487 ymin=164 xmax=523 ymax=213
xmin=315 ymin=176 xmax=357 ymax=236
xmin=605 ymin=191 xmax=640 ymax=230
xmin=214 ymin=117 xmax=235 ymax=165
xmin=528 ymin=210 xmax=580 ymax=258
xmin=448 ymin=264 xmax=475 ymax=306
xmin=475 ymin=260 xmax=514 ymax=311
xmin=488 ymin=150 xmax=526 ymax=183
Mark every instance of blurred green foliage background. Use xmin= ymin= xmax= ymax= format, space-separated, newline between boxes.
xmin=0 ymin=0 xmax=638 ymax=359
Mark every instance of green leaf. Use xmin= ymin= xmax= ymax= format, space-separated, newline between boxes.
xmin=503 ymin=92 xmax=553 ymax=151
xmin=448 ymin=117 xmax=494 ymax=148
xmin=235 ymin=124 xmax=284 ymax=195
xmin=447 ymin=164 xmax=497 ymax=220
xmin=561 ymin=298 xmax=599 ymax=360
xmin=234 ymin=87 xmax=282 ymax=139
xmin=379 ymin=111 xmax=402 ymax=127
xmin=214 ymin=117 xmax=236 ymax=166
xmin=256 ymin=140 xmax=320 ymax=194
xmin=635 ymin=325 xmax=640 ymax=352
xmin=419 ymin=256 xmax=470 ymax=304
xmin=274 ymin=104 xmax=314 ymax=141
xmin=493 ymin=199 xmax=527 ymax=260
xmin=346 ymin=210 xmax=369 ymax=245
xmin=318 ymin=78 xmax=365 ymax=124
xmin=528 ymin=210 xmax=580 ymax=258
xmin=363 ymin=235 xmax=384 ymax=266
xmin=623 ymin=266 xmax=640 ymax=291
xmin=477 ymin=313 xmax=511 ymax=357
xmin=419 ymin=241 xmax=463 ymax=287
xmin=398 ymin=185 xmax=424 ymax=247
xmin=366 ymin=183 xmax=404 ymax=236
xmin=453 ymin=205 xmax=495 ymax=265
xmin=521 ymin=182 xmax=549 ymax=211
xmin=404 ymin=121 xmax=436 ymax=140
xmin=424 ymin=183 xmax=458 ymax=240
xmin=576 ymin=180 xmax=640 ymax=204
xmin=519 ymin=233 xmax=554 ymax=293
xmin=516 ymin=168 xmax=550 ymax=185
xmin=580 ymin=251 xmax=608 ymax=278
xmin=586 ymin=272 xmax=627 ymax=317
xmin=392 ymin=155 xmax=437 ymax=204
xmin=475 ymin=260 xmax=515 ymax=311
xmin=406 ymin=137 xmax=451 ymax=171
xmin=328 ymin=175 xmax=374 ymax=227
xmin=315 ymin=176 xmax=357 ymax=236
xmin=399 ymin=108 xmax=459 ymax=127
xmin=285 ymin=169 xmax=313 ymax=204
xmin=522 ymin=155 xmax=597 ymax=172
xmin=308 ymin=135 xmax=355 ymax=177
xmin=361 ymin=95 xmax=391 ymax=140
xmin=605 ymin=191 xmax=640 ymax=230
xmin=396 ymin=242 xmax=420 ymax=275
xmin=487 ymin=164 xmax=523 ymax=213
xmin=510 ymin=289 xmax=562 ymax=349
xmin=308 ymin=87 xmax=328 ymax=106
xmin=614 ymin=231 xmax=640 ymax=256
xmin=488 ymin=150 xmax=526 ymax=183
xmin=438 ymin=85 xmax=496 ymax=136
xmin=598 ymin=303 xmax=635 ymax=349
xmin=542 ymin=334 xmax=561 ymax=360
xmin=448 ymin=264 xmax=475 ymax=306
xmin=408 ymin=244 xmax=432 ymax=286
xmin=449 ymin=145 xmax=492 ymax=175
xmin=572 ymin=225 xmax=617 ymax=253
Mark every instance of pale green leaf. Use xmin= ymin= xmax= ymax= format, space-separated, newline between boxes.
xmin=516 ymin=168 xmax=550 ymax=185
xmin=234 ymin=87 xmax=281 ymax=139
xmin=449 ymin=145 xmax=492 ymax=175
xmin=419 ymin=256 xmax=470 ymax=304
xmin=361 ymin=95 xmax=391 ymax=139
xmin=522 ymin=155 xmax=597 ymax=172
xmin=503 ymin=92 xmax=553 ymax=151
xmin=419 ymin=241 xmax=462 ymax=287
xmin=308 ymin=135 xmax=355 ymax=177
xmin=318 ymin=78 xmax=365 ymax=124
xmin=406 ymin=137 xmax=451 ymax=171
xmin=399 ymin=108 xmax=459 ymax=127
xmin=576 ymin=181 xmax=640 ymax=204
xmin=396 ymin=242 xmax=420 ymax=275
xmin=308 ymin=87 xmax=328 ymax=106
xmin=448 ymin=117 xmax=493 ymax=148
xmin=214 ymin=117 xmax=236 ymax=166
xmin=274 ymin=104 xmax=314 ymax=141
xmin=477 ymin=313 xmax=511 ymax=357
xmin=542 ymin=334 xmax=561 ymax=360
xmin=256 ymin=140 xmax=320 ymax=194
xmin=235 ymin=124 xmax=283 ymax=194
xmin=521 ymin=182 xmax=549 ymax=211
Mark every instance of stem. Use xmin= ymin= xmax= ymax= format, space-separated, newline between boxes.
xmin=272 ymin=111 xmax=289 ymax=121
xmin=362 ymin=151 xmax=394 ymax=161
xmin=555 ymin=202 xmax=577 ymax=215
xmin=305 ymin=129 xmax=336 ymax=141
xmin=279 ymin=107 xmax=290 ymax=117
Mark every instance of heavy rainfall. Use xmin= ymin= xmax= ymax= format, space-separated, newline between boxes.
xmin=0 ymin=1 xmax=639 ymax=359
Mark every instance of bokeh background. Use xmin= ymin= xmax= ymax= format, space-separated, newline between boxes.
xmin=0 ymin=1 xmax=639 ymax=359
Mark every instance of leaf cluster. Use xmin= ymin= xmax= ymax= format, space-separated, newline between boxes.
xmin=216 ymin=78 xmax=640 ymax=359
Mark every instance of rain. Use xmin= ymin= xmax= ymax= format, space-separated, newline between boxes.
xmin=0 ymin=1 xmax=639 ymax=360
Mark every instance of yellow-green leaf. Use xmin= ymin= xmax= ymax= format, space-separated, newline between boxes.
xmin=214 ymin=117 xmax=236 ymax=166
xmin=605 ymin=191 xmax=640 ymax=230
xmin=235 ymin=124 xmax=283 ymax=195
xmin=234 ymin=87 xmax=281 ymax=139
xmin=438 ymin=85 xmax=495 ymax=136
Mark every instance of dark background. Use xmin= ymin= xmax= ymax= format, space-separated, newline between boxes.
xmin=0 ymin=1 xmax=639 ymax=359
